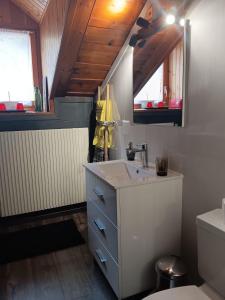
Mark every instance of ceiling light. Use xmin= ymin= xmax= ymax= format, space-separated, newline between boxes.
xmin=110 ymin=0 xmax=126 ymax=13
xmin=166 ymin=14 xmax=176 ymax=25
xmin=179 ymin=18 xmax=185 ymax=27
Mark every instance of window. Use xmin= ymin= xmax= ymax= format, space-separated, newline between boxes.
xmin=134 ymin=64 xmax=164 ymax=104
xmin=0 ymin=29 xmax=34 ymax=106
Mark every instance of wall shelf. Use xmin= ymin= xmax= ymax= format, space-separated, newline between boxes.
xmin=133 ymin=109 xmax=182 ymax=126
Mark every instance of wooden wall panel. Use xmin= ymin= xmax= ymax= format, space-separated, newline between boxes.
xmin=0 ymin=0 xmax=39 ymax=30
xmin=169 ymin=40 xmax=184 ymax=100
xmin=11 ymin=0 xmax=49 ymax=23
xmin=30 ymin=31 xmax=42 ymax=88
xmin=40 ymin=0 xmax=70 ymax=99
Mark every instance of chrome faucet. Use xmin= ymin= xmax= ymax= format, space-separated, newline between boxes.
xmin=134 ymin=143 xmax=148 ymax=168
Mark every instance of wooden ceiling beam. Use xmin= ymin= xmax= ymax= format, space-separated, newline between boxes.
xmin=51 ymin=0 xmax=96 ymax=98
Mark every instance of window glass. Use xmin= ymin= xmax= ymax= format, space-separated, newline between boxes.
xmin=0 ymin=29 xmax=34 ymax=105
xmin=134 ymin=64 xmax=163 ymax=104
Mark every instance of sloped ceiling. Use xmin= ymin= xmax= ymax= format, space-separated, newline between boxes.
xmin=10 ymin=0 xmax=191 ymax=98
xmin=11 ymin=0 xmax=50 ymax=23
xmin=53 ymin=0 xmax=147 ymax=97
xmin=56 ymin=0 xmax=190 ymax=97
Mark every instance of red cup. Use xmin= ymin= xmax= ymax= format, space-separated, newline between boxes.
xmin=157 ymin=101 xmax=164 ymax=108
xmin=16 ymin=103 xmax=24 ymax=111
xmin=0 ymin=103 xmax=6 ymax=111
xmin=147 ymin=102 xmax=153 ymax=108
xmin=169 ymin=98 xmax=182 ymax=109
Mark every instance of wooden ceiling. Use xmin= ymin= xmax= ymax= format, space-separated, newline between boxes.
xmin=11 ymin=0 xmax=50 ymax=23
xmin=52 ymin=0 xmax=147 ymax=98
xmin=8 ymin=0 xmax=191 ymax=98
xmin=57 ymin=0 xmax=191 ymax=98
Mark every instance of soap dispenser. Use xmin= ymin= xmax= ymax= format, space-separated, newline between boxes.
xmin=126 ymin=142 xmax=135 ymax=161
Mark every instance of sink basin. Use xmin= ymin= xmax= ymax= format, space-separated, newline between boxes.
xmin=97 ymin=161 xmax=156 ymax=181
xmin=84 ymin=159 xmax=181 ymax=189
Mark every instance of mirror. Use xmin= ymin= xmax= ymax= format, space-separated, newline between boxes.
xmin=133 ymin=19 xmax=190 ymax=127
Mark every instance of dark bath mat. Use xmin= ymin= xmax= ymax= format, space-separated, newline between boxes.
xmin=0 ymin=219 xmax=84 ymax=264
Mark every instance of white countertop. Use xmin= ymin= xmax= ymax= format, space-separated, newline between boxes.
xmin=84 ymin=159 xmax=183 ymax=189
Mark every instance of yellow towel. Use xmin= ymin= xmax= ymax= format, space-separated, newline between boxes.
xmin=93 ymin=98 xmax=113 ymax=149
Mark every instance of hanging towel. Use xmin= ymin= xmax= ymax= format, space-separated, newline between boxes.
xmin=93 ymin=97 xmax=113 ymax=149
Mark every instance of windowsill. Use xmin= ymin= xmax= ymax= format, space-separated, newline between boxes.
xmin=0 ymin=111 xmax=58 ymax=121
xmin=133 ymin=108 xmax=182 ymax=126
xmin=0 ymin=97 xmax=93 ymax=132
xmin=134 ymin=108 xmax=182 ymax=111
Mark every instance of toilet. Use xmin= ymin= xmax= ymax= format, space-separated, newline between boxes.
xmin=144 ymin=209 xmax=225 ymax=300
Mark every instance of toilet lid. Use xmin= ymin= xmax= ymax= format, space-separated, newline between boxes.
xmin=143 ymin=286 xmax=211 ymax=300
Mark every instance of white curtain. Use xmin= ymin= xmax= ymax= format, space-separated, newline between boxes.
xmin=0 ymin=29 xmax=34 ymax=104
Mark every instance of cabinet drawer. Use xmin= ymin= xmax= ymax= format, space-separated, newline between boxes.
xmin=88 ymin=226 xmax=119 ymax=297
xmin=88 ymin=201 xmax=118 ymax=261
xmin=86 ymin=171 xmax=117 ymax=225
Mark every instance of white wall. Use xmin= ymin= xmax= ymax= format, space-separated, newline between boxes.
xmin=107 ymin=0 xmax=225 ymax=279
xmin=108 ymin=47 xmax=147 ymax=160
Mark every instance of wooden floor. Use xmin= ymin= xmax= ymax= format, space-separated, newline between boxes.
xmin=0 ymin=213 xmax=150 ymax=300
xmin=0 ymin=213 xmax=118 ymax=300
xmin=0 ymin=243 xmax=119 ymax=300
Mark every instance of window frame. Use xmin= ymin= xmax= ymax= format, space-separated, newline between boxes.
xmin=134 ymin=60 xmax=169 ymax=107
xmin=0 ymin=26 xmax=42 ymax=109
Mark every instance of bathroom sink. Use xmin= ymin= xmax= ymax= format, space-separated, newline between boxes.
xmin=98 ymin=161 xmax=155 ymax=180
xmin=84 ymin=159 xmax=182 ymax=189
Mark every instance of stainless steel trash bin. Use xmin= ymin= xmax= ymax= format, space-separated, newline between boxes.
xmin=155 ymin=255 xmax=187 ymax=292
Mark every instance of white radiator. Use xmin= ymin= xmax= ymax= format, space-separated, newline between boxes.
xmin=0 ymin=128 xmax=88 ymax=217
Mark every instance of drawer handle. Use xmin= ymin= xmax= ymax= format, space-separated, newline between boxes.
xmin=94 ymin=218 xmax=106 ymax=232
xmin=95 ymin=249 xmax=107 ymax=264
xmin=93 ymin=187 xmax=104 ymax=201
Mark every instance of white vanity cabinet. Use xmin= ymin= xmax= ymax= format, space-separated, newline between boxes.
xmin=85 ymin=161 xmax=183 ymax=299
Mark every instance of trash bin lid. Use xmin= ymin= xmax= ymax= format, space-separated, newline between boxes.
xmin=155 ymin=255 xmax=187 ymax=279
